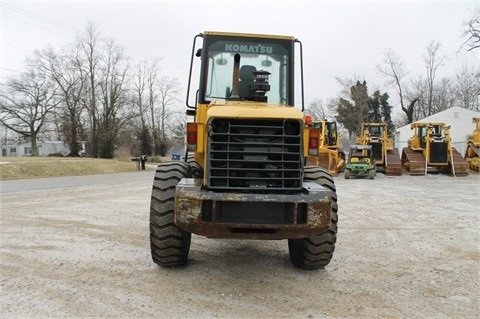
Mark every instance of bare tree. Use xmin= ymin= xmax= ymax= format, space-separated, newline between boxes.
xmin=407 ymin=76 xmax=428 ymax=121
xmin=154 ymin=75 xmax=182 ymax=156
xmin=158 ymin=75 xmax=181 ymax=139
xmin=77 ymin=22 xmax=101 ymax=157
xmin=423 ymin=41 xmax=447 ymax=116
xmin=306 ymin=99 xmax=327 ymax=120
xmin=132 ymin=59 xmax=162 ymax=127
xmin=460 ymin=6 xmax=480 ymax=52
xmin=404 ymin=98 xmax=419 ymax=123
xmin=130 ymin=59 xmax=151 ymax=155
xmin=376 ymin=49 xmax=419 ymax=123
xmin=0 ymin=68 xmax=58 ymax=156
xmin=147 ymin=60 xmax=161 ymax=137
xmin=95 ymin=37 xmax=132 ymax=158
xmin=75 ymin=22 xmax=133 ymax=158
xmin=33 ymin=45 xmax=87 ymax=156
xmin=167 ymin=113 xmax=186 ymax=143
xmin=406 ymin=77 xmax=453 ymax=120
xmin=335 ymin=76 xmax=364 ymax=98
xmin=433 ymin=78 xmax=456 ymax=112
xmin=454 ymin=62 xmax=480 ymax=111
xmin=131 ymin=57 xmax=164 ymax=153
xmin=132 ymin=60 xmax=148 ymax=128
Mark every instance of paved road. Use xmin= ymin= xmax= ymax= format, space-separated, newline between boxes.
xmin=0 ymin=171 xmax=155 ymax=194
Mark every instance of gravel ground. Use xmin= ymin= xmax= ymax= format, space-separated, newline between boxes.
xmin=0 ymin=170 xmax=479 ymax=318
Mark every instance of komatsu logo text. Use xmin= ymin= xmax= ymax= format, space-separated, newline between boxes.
xmin=225 ymin=44 xmax=273 ymax=54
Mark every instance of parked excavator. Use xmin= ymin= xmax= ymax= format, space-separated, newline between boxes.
xmin=306 ymin=118 xmax=346 ymax=176
xmin=401 ymin=122 xmax=469 ymax=176
xmin=464 ymin=117 xmax=480 ymax=172
xmin=355 ymin=123 xmax=402 ymax=176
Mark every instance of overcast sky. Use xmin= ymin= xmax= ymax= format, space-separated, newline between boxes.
xmin=1 ymin=0 xmax=478 ymax=118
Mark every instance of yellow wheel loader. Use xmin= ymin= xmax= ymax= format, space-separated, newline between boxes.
xmin=305 ymin=118 xmax=346 ymax=176
xmin=401 ymin=122 xmax=469 ymax=176
xmin=355 ymin=123 xmax=402 ymax=176
xmin=464 ymin=117 xmax=480 ymax=172
xmin=149 ymin=31 xmax=338 ymax=270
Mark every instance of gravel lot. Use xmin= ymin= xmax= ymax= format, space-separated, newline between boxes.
xmin=1 ymin=170 xmax=479 ymax=318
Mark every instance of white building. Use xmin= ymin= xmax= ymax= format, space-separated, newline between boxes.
xmin=394 ymin=107 xmax=480 ymax=155
xmin=1 ymin=141 xmax=70 ymax=157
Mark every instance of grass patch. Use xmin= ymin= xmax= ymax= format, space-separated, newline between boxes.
xmin=0 ymin=157 xmax=156 ymax=181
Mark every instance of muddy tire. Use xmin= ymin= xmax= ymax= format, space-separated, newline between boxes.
xmin=150 ymin=161 xmax=191 ymax=267
xmin=185 ymin=153 xmax=203 ymax=178
xmin=288 ymin=166 xmax=338 ymax=270
xmin=369 ymin=169 xmax=375 ymax=179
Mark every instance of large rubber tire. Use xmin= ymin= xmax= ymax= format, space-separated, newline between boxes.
xmin=150 ymin=161 xmax=192 ymax=267
xmin=288 ymin=166 xmax=338 ymax=270
xmin=369 ymin=169 xmax=375 ymax=180
xmin=185 ymin=153 xmax=203 ymax=178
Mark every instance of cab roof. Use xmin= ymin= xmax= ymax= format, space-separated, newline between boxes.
xmin=203 ymin=31 xmax=295 ymax=41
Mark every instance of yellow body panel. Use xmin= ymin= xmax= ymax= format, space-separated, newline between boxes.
xmin=401 ymin=121 xmax=469 ymax=175
xmin=407 ymin=122 xmax=447 ymax=153
xmin=465 ymin=117 xmax=480 ymax=172
xmin=203 ymin=31 xmax=295 ymax=41
xmin=355 ymin=122 xmax=402 ymax=175
xmin=305 ymin=120 xmax=345 ymax=176
xmin=356 ymin=122 xmax=394 ymax=163
xmin=192 ymin=101 xmax=308 ymax=180
xmin=205 ymin=101 xmax=303 ymax=119
xmin=466 ymin=117 xmax=480 ymax=145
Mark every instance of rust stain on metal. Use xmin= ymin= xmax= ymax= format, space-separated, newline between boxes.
xmin=173 ymin=179 xmax=333 ymax=239
xmin=307 ymin=202 xmax=331 ymax=227
xmin=175 ymin=198 xmax=202 ymax=225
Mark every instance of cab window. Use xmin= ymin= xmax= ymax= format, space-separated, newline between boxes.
xmin=204 ymin=40 xmax=288 ymax=104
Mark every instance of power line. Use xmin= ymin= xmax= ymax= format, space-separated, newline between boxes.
xmin=3 ymin=42 xmax=37 ymax=53
xmin=0 ymin=67 xmax=22 ymax=73
xmin=1 ymin=3 xmax=187 ymax=78
xmin=3 ymin=2 xmax=78 ymax=34
xmin=3 ymin=13 xmax=74 ymax=39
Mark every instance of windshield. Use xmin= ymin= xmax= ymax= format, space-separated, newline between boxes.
xmin=203 ymin=40 xmax=289 ymax=104
xmin=367 ymin=125 xmax=383 ymax=136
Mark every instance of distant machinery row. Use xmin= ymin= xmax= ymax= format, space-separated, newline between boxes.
xmin=307 ymin=117 xmax=478 ymax=177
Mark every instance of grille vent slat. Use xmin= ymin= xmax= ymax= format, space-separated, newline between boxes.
xmin=207 ymin=118 xmax=303 ymax=192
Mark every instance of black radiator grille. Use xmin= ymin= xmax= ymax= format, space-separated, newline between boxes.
xmin=430 ymin=142 xmax=448 ymax=163
xmin=207 ymin=118 xmax=303 ymax=192
xmin=371 ymin=142 xmax=383 ymax=161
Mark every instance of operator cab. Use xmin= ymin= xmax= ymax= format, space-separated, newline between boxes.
xmin=191 ymin=32 xmax=296 ymax=106
xmin=418 ymin=124 xmax=443 ymax=148
xmin=348 ymin=145 xmax=373 ymax=165
xmin=367 ymin=125 xmax=383 ymax=137
xmin=325 ymin=121 xmax=338 ymax=146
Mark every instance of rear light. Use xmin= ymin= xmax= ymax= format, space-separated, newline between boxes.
xmin=187 ymin=123 xmax=197 ymax=151
xmin=308 ymin=129 xmax=319 ymax=156
xmin=305 ymin=114 xmax=312 ymax=126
